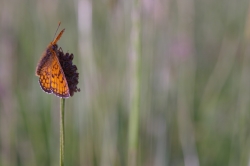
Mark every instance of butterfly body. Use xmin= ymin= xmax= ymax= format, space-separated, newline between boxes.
xmin=36 ymin=29 xmax=70 ymax=98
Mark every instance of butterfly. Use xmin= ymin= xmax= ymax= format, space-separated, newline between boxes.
xmin=36 ymin=24 xmax=70 ymax=98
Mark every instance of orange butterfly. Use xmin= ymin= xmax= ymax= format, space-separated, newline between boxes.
xmin=36 ymin=25 xmax=70 ymax=98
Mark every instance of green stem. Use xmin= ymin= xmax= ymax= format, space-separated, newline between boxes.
xmin=60 ymin=98 xmax=65 ymax=166
xmin=127 ymin=0 xmax=141 ymax=165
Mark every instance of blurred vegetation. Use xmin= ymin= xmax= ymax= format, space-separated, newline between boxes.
xmin=0 ymin=0 xmax=250 ymax=165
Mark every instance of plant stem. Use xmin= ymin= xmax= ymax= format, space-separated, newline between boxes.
xmin=127 ymin=0 xmax=141 ymax=165
xmin=60 ymin=98 xmax=65 ymax=166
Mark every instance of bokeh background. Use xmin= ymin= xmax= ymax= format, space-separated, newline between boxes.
xmin=0 ymin=0 xmax=250 ymax=165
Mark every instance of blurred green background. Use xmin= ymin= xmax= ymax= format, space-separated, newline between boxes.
xmin=0 ymin=0 xmax=250 ymax=165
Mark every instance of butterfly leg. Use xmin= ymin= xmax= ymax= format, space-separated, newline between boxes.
xmin=59 ymin=47 xmax=64 ymax=53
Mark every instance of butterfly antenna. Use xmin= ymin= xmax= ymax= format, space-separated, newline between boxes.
xmin=51 ymin=21 xmax=65 ymax=45
xmin=52 ymin=21 xmax=61 ymax=41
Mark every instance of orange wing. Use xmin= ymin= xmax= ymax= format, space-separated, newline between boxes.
xmin=38 ymin=58 xmax=52 ymax=94
xmin=37 ymin=46 xmax=70 ymax=98
xmin=50 ymin=49 xmax=70 ymax=98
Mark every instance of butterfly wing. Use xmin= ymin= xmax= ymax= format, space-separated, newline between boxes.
xmin=38 ymin=56 xmax=53 ymax=94
xmin=50 ymin=51 xmax=70 ymax=98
